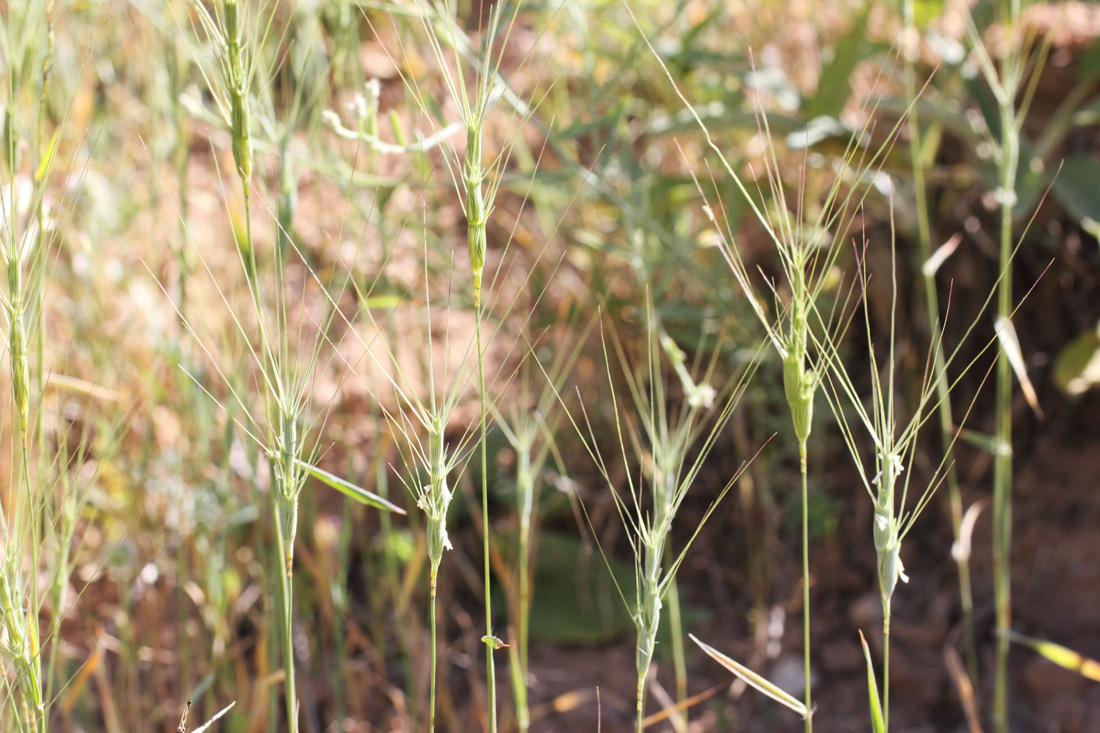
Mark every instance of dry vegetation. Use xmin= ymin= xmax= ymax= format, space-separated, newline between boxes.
xmin=0 ymin=1 xmax=1099 ymax=732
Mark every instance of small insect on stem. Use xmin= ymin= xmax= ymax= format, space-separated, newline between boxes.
xmin=177 ymin=697 xmax=192 ymax=733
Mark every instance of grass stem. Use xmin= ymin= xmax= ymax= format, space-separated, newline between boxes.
xmin=901 ymin=0 xmax=978 ymax=684
xmin=800 ymin=439 xmax=812 ymax=733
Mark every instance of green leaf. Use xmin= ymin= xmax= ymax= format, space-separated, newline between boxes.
xmin=34 ymin=128 xmax=61 ymax=183
xmin=1053 ymin=323 xmax=1100 ymax=396
xmin=804 ymin=5 xmax=872 ymax=120
xmin=527 ymin=531 xmax=633 ymax=644
xmin=689 ymin=634 xmax=809 ymax=717
xmin=481 ymin=635 xmax=507 ymax=650
xmin=363 ymin=295 xmax=403 ymax=310
xmin=1080 ymin=38 xmax=1100 ymax=81
xmin=955 ymin=427 xmax=1005 ymax=455
xmin=860 ymin=631 xmax=886 ymax=733
xmin=1052 ymin=154 xmax=1100 ymax=239
xmin=296 ymin=459 xmax=406 ymax=514
xmin=912 ymin=0 xmax=947 ymax=28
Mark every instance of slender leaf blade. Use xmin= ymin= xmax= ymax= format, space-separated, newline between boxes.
xmin=296 ymin=459 xmax=406 ymax=514
xmin=860 ymin=631 xmax=886 ymax=733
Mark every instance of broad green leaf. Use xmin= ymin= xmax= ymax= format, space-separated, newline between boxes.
xmin=1052 ymin=154 xmax=1100 ymax=239
xmin=1053 ymin=324 xmax=1100 ymax=396
xmin=527 ymin=531 xmax=633 ymax=644
xmin=804 ymin=5 xmax=873 ymax=121
xmin=860 ymin=631 xmax=886 ymax=733
xmin=296 ymin=459 xmax=406 ymax=514
xmin=1004 ymin=630 xmax=1100 ymax=682
xmin=689 ymin=634 xmax=808 ymax=717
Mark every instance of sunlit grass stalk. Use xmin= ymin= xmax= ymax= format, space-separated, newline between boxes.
xmin=343 ymin=254 xmax=499 ymax=730
xmin=550 ymin=313 xmax=757 ymax=732
xmin=192 ymin=1 xmax=298 ymax=727
xmin=965 ymin=8 xmax=1048 ymax=728
xmin=412 ymin=3 xmax=523 ymax=728
xmin=374 ymin=327 xmax=476 ymax=733
xmin=0 ymin=7 xmax=56 ymax=729
xmin=635 ymin=19 xmax=921 ymax=726
xmin=900 ymin=0 xmax=978 ymax=683
xmin=220 ymin=2 xmax=305 ymax=727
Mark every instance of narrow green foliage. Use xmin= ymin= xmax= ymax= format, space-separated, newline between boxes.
xmin=0 ymin=2 xmax=62 ymax=729
xmin=223 ymin=0 xmax=252 ymax=186
xmin=860 ymin=631 xmax=886 ymax=733
xmin=406 ymin=5 xmax=527 ymax=730
xmin=183 ymin=5 xmax=362 ymax=730
xmin=296 ymin=459 xmax=406 ymax=514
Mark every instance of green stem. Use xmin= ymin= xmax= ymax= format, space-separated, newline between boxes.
xmin=272 ymin=499 xmax=297 ymax=732
xmin=901 ymin=0 xmax=978 ymax=684
xmin=883 ymin=599 xmax=891 ymax=732
xmin=429 ymin=565 xmax=439 ymax=733
xmin=666 ymin=559 xmax=687 ymax=730
xmin=800 ymin=440 xmax=812 ymax=733
xmin=992 ymin=90 xmax=1018 ymax=733
xmin=513 ymin=449 xmax=532 ymax=732
xmin=476 ymin=309 xmax=497 ymax=732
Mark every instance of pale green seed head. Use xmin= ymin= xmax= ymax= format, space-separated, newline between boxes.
xmin=782 ymin=347 xmax=814 ymax=443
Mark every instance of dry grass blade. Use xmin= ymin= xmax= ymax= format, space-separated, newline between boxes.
xmin=944 ymin=644 xmax=984 ymax=733
xmin=1003 ymin=631 xmax=1100 ymax=682
xmin=689 ymin=634 xmax=808 ymax=718
xmin=190 ymin=701 xmax=236 ymax=733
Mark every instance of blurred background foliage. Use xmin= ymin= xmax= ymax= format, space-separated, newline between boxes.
xmin=1 ymin=0 xmax=1099 ymax=731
